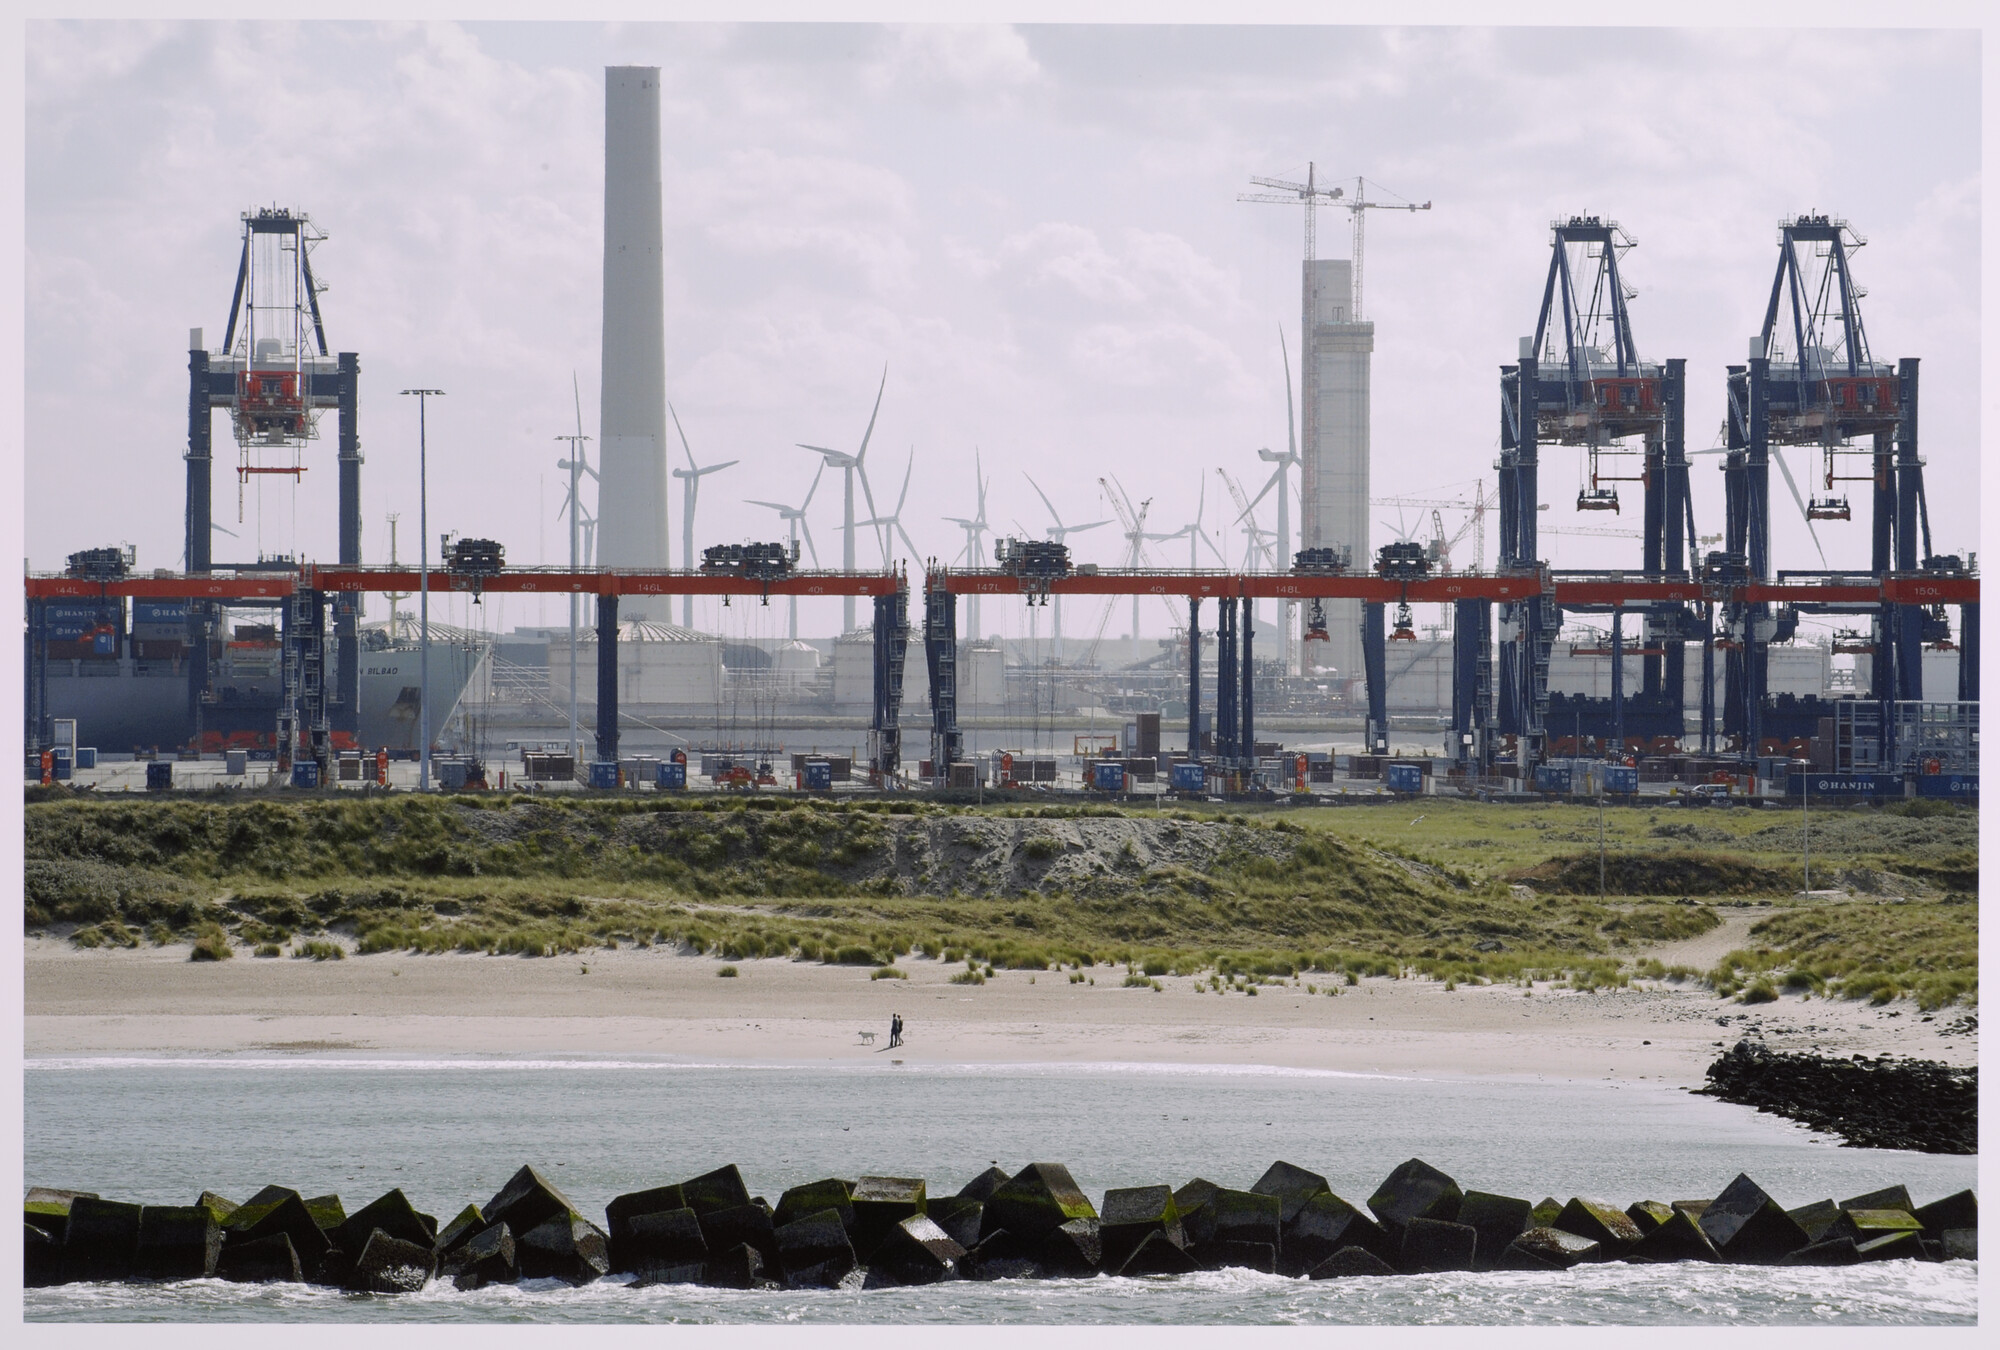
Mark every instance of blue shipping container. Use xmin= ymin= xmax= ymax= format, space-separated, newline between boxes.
xmin=1533 ymin=765 xmax=1572 ymax=794
xmin=132 ymin=599 xmax=191 ymax=629
xmin=51 ymin=748 xmax=72 ymax=781
xmin=1601 ymin=765 xmax=1639 ymax=795
xmin=1788 ymin=772 xmax=1892 ymax=798
xmin=1385 ymin=763 xmax=1424 ymax=794
xmin=144 ymin=761 xmax=173 ymax=791
xmin=803 ymin=760 xmax=833 ymax=790
xmin=75 ymin=747 xmax=97 ymax=770
xmin=588 ymin=761 xmax=621 ymax=790
xmin=291 ymin=761 xmax=320 ymax=789
xmin=1915 ymin=774 xmax=1977 ymax=800
xmin=42 ymin=602 xmax=119 ymax=641
xmin=1092 ymin=761 xmax=1127 ymax=791
xmin=656 ymin=761 xmax=687 ymax=790
xmin=1169 ymin=762 xmax=1206 ymax=792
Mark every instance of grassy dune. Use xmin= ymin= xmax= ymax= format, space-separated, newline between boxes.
xmin=22 ymin=793 xmax=1976 ymax=1007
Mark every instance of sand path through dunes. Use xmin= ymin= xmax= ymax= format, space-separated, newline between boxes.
xmin=25 ymin=937 xmax=1973 ymax=1084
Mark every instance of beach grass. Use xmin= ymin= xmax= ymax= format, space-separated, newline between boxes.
xmin=22 ymin=793 xmax=1975 ymax=1006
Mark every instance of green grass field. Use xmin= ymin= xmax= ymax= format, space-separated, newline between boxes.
xmin=22 ymin=792 xmax=1977 ymax=1008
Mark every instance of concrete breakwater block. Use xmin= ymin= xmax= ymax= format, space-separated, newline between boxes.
xmin=26 ymin=1160 xmax=1978 ymax=1292
xmin=864 ymin=1215 xmax=966 ymax=1288
xmin=484 ymin=1166 xmax=582 ymax=1240
xmin=925 ymin=1195 xmax=984 ymax=1251
xmin=1099 ymin=1185 xmax=1184 ymax=1274
xmin=445 ymin=1223 xmax=518 ymax=1290
xmin=1036 ymin=1216 xmax=1102 ymax=1277
xmin=1282 ymin=1191 xmax=1392 ymax=1276
xmin=1401 ymin=1217 xmax=1478 ymax=1274
xmin=698 ymin=1203 xmax=778 ymax=1274
xmin=137 ymin=1205 xmax=222 ymax=1281
xmin=960 ymin=1228 xmax=1042 ymax=1281
xmin=1117 ymin=1230 xmax=1200 ymax=1277
xmin=1500 ymin=1227 xmax=1602 ymax=1270
xmin=703 ymin=1241 xmax=778 ymax=1290
xmin=227 ymin=1190 xmax=334 ymax=1281
xmin=1368 ymin=1159 xmax=1463 ymax=1243
xmin=1309 ymin=1245 xmax=1398 ymax=1279
xmin=979 ymin=1164 xmax=1096 ymax=1245
xmin=1699 ymin=1174 xmax=1812 ymax=1264
xmin=218 ymin=1232 xmax=302 ymax=1284
xmin=773 ymin=1179 xmax=854 ymax=1233
xmin=59 ymin=1196 xmax=142 ymax=1283
xmin=680 ymin=1165 xmax=754 ymax=1217
xmin=849 ymin=1176 xmax=926 ymax=1256
xmin=773 ymin=1208 xmax=854 ymax=1288
xmin=1251 ymin=1161 xmax=1331 ymax=1225
xmin=334 ymin=1189 xmax=434 ymax=1258
xmin=614 ymin=1208 xmax=707 ymax=1284
xmin=957 ymin=1166 xmax=1011 ymax=1204
xmin=517 ymin=1213 xmax=610 ymax=1285
xmin=1626 ymin=1209 xmax=1721 ymax=1264
xmin=1454 ymin=1192 xmax=1532 ymax=1273
xmin=1553 ymin=1197 xmax=1644 ymax=1257
xmin=354 ymin=1230 xmax=436 ymax=1293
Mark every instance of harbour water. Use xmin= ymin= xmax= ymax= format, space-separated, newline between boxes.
xmin=24 ymin=1055 xmax=1978 ymax=1324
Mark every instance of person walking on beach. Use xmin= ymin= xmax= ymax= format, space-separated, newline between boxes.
xmin=889 ymin=1013 xmax=903 ymax=1048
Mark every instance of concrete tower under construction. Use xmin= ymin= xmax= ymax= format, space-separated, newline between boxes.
xmin=597 ymin=66 xmax=670 ymax=613
xmin=1302 ymin=257 xmax=1373 ymax=683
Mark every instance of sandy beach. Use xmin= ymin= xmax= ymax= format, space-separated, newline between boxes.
xmin=25 ymin=921 xmax=1975 ymax=1086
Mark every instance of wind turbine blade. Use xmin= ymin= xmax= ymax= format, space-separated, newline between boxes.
xmin=802 ymin=460 xmax=826 ymax=509
xmin=1242 ymin=469 xmax=1280 ymax=521
xmin=705 ymin=460 xmax=740 ymax=475
xmin=669 ymin=402 xmax=696 ymax=472
xmin=572 ymin=370 xmax=585 ymax=443
xmin=1280 ymin=324 xmax=1298 ymax=465
xmin=855 ymin=364 xmax=887 ymax=466
xmin=1069 ymin=519 xmax=1111 ymax=534
xmin=895 ymin=521 xmax=921 ymax=562
xmin=745 ymin=500 xmax=793 ymax=512
xmin=896 ymin=448 xmax=914 ymax=515
xmin=1026 ymin=472 xmax=1064 ymax=529
xmin=1199 ymin=528 xmax=1230 ymax=565
xmin=798 ymin=518 xmax=821 ymax=568
xmin=1771 ymin=449 xmax=1828 ymax=567
xmin=974 ymin=447 xmax=988 ymax=519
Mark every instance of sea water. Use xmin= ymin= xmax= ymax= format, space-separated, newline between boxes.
xmin=24 ymin=1055 xmax=1979 ymax=1324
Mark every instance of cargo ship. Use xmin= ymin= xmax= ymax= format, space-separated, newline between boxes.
xmin=36 ymin=597 xmax=486 ymax=756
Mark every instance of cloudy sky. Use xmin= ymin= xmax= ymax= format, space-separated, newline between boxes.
xmin=22 ymin=19 xmax=1981 ymax=641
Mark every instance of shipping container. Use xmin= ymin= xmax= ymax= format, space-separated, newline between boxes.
xmin=438 ymin=759 xmax=471 ymax=791
xmin=225 ymin=750 xmax=249 ymax=775
xmin=291 ymin=761 xmax=320 ymax=789
xmin=145 ymin=761 xmax=174 ymax=791
xmin=74 ymin=747 xmax=98 ymax=770
xmin=1914 ymin=774 xmax=1976 ymax=801
xmin=803 ymin=760 xmax=834 ymax=791
xmin=656 ymin=761 xmax=688 ymax=790
xmin=588 ymin=760 xmax=621 ymax=790
xmin=1600 ymin=764 xmax=1640 ymax=796
xmin=1533 ymin=764 xmax=1573 ymax=794
xmin=1384 ymin=762 xmax=1424 ymax=795
xmin=1169 ymin=762 xmax=1206 ymax=792
xmin=1092 ymin=761 xmax=1127 ymax=792
xmin=1786 ymin=771 xmax=1892 ymax=798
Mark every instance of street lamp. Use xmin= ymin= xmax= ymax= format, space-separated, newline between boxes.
xmin=401 ymin=388 xmax=444 ymax=790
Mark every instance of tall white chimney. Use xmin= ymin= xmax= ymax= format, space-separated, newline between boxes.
xmin=598 ymin=66 xmax=669 ymax=611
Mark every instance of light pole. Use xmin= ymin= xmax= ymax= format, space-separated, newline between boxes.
xmin=402 ymin=389 xmax=444 ymax=790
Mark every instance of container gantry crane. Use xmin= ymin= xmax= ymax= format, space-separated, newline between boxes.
xmin=1497 ymin=216 xmax=1693 ymax=771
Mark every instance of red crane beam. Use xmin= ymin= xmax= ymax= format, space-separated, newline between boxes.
xmin=24 ymin=567 xmax=904 ymax=601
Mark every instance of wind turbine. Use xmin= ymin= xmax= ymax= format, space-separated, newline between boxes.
xmin=669 ymin=403 xmax=738 ymax=628
xmin=1025 ymin=472 xmax=1109 ymax=651
xmin=555 ymin=374 xmax=595 ymax=762
xmin=858 ymin=447 xmax=922 ymax=565
xmin=1243 ymin=325 xmax=1303 ymax=670
xmin=944 ymin=449 xmax=994 ymax=641
xmin=1100 ymin=475 xmax=1155 ymax=658
xmin=747 ymin=463 xmax=826 ymax=640
xmin=1146 ymin=475 xmax=1228 ymax=572
xmin=797 ymin=365 xmax=887 ymax=633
